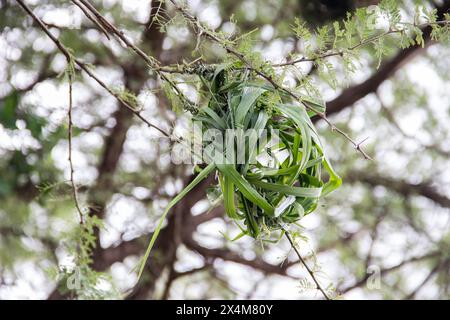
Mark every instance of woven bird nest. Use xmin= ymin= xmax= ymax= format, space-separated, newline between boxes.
xmin=138 ymin=65 xmax=341 ymax=278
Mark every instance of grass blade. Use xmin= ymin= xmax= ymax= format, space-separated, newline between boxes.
xmin=137 ymin=163 xmax=216 ymax=281
xmin=216 ymin=163 xmax=274 ymax=216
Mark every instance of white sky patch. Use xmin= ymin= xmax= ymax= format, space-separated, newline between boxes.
xmin=260 ymin=25 xmax=274 ymax=42
xmin=198 ymin=4 xmax=222 ymax=30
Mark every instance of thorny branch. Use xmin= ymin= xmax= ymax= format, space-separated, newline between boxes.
xmin=284 ymin=230 xmax=331 ymax=300
xmin=71 ymin=0 xmax=111 ymax=40
xmin=273 ymin=21 xmax=450 ymax=67
xmin=67 ymin=69 xmax=84 ymax=225
xmin=15 ymin=0 xmax=171 ymax=138
xmin=168 ymin=0 xmax=448 ymax=159
xmin=21 ymin=0 xmax=448 ymax=160
xmin=167 ymin=0 xmax=373 ymax=159
xmin=70 ymin=0 xmax=198 ymax=114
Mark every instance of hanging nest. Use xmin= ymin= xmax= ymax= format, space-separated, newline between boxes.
xmin=138 ymin=65 xmax=341 ymax=278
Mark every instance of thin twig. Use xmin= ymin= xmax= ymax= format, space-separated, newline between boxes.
xmin=15 ymin=0 xmax=171 ymax=138
xmin=284 ymin=230 xmax=331 ymax=300
xmin=71 ymin=0 xmax=111 ymax=39
xmin=273 ymin=51 xmax=344 ymax=67
xmin=273 ymin=21 xmax=450 ymax=67
xmin=377 ymin=92 xmax=450 ymax=157
xmin=67 ymin=72 xmax=84 ymax=225
xmin=405 ymin=261 xmax=443 ymax=299
xmin=168 ymin=0 xmax=372 ymax=159
xmin=72 ymin=0 xmax=197 ymax=113
xmin=339 ymin=251 xmax=441 ymax=293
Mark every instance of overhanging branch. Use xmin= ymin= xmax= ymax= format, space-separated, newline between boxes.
xmin=347 ymin=171 xmax=450 ymax=209
xmin=322 ymin=1 xmax=449 ymax=118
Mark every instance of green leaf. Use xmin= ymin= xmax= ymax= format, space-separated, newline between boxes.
xmin=218 ymin=173 xmax=239 ymax=219
xmin=137 ymin=162 xmax=216 ymax=281
xmin=246 ymin=158 xmax=323 ymax=178
xmin=216 ymin=163 xmax=274 ymax=216
xmin=320 ymin=156 xmax=342 ymax=196
xmin=234 ymin=86 xmax=266 ymax=127
xmin=273 ymin=103 xmax=341 ymax=196
xmin=251 ymin=180 xmax=322 ymax=198
xmin=201 ymin=106 xmax=227 ymax=130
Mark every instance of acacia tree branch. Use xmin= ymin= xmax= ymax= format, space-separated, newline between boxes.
xmin=46 ymin=0 xmax=170 ymax=299
xmin=378 ymin=94 xmax=450 ymax=157
xmin=405 ymin=261 xmax=443 ymax=299
xmin=67 ymin=69 xmax=84 ymax=225
xmin=70 ymin=0 xmax=197 ymax=113
xmin=339 ymin=250 xmax=442 ymax=293
xmin=274 ymin=21 xmax=449 ymax=68
xmin=71 ymin=0 xmax=111 ymax=40
xmin=168 ymin=0 xmax=372 ymax=159
xmin=347 ymin=171 xmax=450 ymax=209
xmin=15 ymin=0 xmax=170 ymax=137
xmin=323 ymin=1 xmax=450 ymax=118
xmin=182 ymin=236 xmax=292 ymax=277
xmin=284 ymin=230 xmax=331 ymax=300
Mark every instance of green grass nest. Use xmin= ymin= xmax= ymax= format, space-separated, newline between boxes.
xmin=138 ymin=65 xmax=341 ymax=278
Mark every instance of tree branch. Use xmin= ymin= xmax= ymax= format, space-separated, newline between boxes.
xmin=339 ymin=250 xmax=441 ymax=293
xmin=15 ymin=0 xmax=170 ymax=137
xmin=347 ymin=171 xmax=450 ymax=209
xmin=182 ymin=236 xmax=291 ymax=277
xmin=322 ymin=1 xmax=450 ymax=118
xmin=168 ymin=0 xmax=372 ymax=159
xmin=284 ymin=230 xmax=331 ymax=299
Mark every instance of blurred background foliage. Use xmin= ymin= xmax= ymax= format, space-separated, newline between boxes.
xmin=0 ymin=0 xmax=449 ymax=299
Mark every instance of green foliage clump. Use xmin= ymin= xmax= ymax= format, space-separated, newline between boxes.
xmin=50 ymin=215 xmax=120 ymax=299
